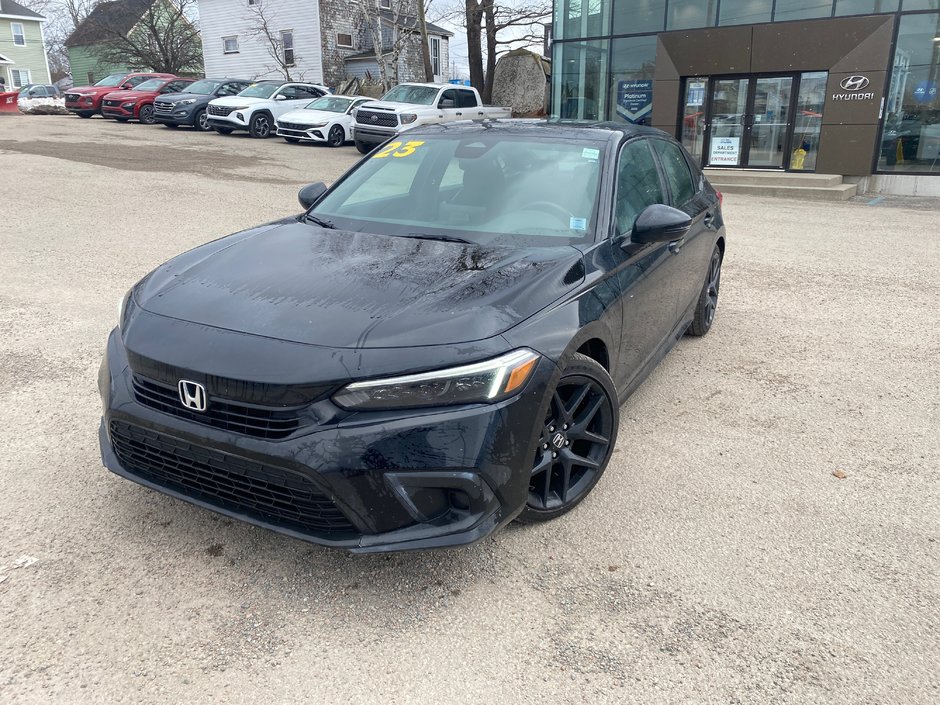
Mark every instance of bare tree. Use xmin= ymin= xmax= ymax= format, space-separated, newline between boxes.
xmin=358 ymin=0 xmax=421 ymax=91
xmin=94 ymin=0 xmax=202 ymax=75
xmin=245 ymin=1 xmax=302 ymax=80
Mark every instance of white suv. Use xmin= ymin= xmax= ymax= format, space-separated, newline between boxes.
xmin=207 ymin=81 xmax=330 ymax=138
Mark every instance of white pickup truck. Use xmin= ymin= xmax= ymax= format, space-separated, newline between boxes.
xmin=351 ymin=82 xmax=511 ymax=153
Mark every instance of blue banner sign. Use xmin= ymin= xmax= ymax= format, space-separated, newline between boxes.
xmin=617 ymin=79 xmax=653 ymax=124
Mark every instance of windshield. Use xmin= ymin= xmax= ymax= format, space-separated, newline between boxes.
xmin=133 ymin=79 xmax=164 ymax=91
xmin=311 ymin=134 xmax=604 ymax=245
xmin=94 ymin=73 xmax=127 ymax=87
xmin=238 ymin=83 xmax=280 ymax=98
xmin=380 ymin=85 xmax=439 ymax=105
xmin=183 ymin=79 xmax=221 ymax=95
xmin=304 ymin=96 xmax=353 ymax=112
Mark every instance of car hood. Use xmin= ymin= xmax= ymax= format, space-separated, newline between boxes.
xmin=358 ymin=100 xmax=427 ymax=113
xmin=210 ymin=96 xmax=270 ymax=108
xmin=277 ymin=108 xmax=343 ymax=124
xmin=103 ymin=89 xmax=157 ymax=101
xmin=69 ymin=85 xmax=119 ymax=96
xmin=158 ymin=92 xmax=209 ymax=104
xmin=135 ymin=221 xmax=585 ymax=348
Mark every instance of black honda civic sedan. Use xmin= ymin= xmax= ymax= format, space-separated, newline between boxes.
xmin=99 ymin=121 xmax=726 ymax=552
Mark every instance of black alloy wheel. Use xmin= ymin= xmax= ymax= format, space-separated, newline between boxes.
xmin=138 ymin=104 xmax=155 ymax=124
xmin=249 ymin=113 xmax=272 ymax=138
xmin=194 ymin=108 xmax=211 ymax=132
xmin=688 ymin=245 xmax=722 ymax=337
xmin=518 ymin=353 xmax=618 ymax=522
xmin=327 ymin=124 xmax=345 ymax=147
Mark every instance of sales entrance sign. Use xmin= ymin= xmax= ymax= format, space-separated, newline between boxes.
xmin=709 ymin=136 xmax=741 ymax=165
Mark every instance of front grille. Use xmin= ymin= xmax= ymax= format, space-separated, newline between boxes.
xmin=355 ymin=109 xmax=398 ymax=127
xmin=109 ymin=420 xmax=357 ymax=536
xmin=66 ymin=93 xmax=81 ymax=102
xmin=104 ymin=99 xmax=119 ymax=107
xmin=278 ymin=122 xmax=309 ymax=132
xmin=208 ymin=104 xmax=236 ymax=116
xmin=132 ymin=376 xmax=303 ymax=440
xmin=154 ymin=100 xmax=174 ymax=113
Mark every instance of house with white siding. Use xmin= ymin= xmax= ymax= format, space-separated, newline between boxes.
xmin=197 ymin=0 xmax=450 ymax=89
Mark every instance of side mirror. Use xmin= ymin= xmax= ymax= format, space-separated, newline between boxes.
xmin=274 ymin=94 xmax=288 ymax=101
xmin=122 ymin=84 xmax=131 ymax=89
xmin=439 ymin=98 xmax=455 ymax=109
xmin=298 ymin=182 xmax=328 ymax=210
xmin=631 ymin=204 xmax=693 ymax=244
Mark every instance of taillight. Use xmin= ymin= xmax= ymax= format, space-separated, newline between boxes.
xmin=716 ymin=190 xmax=723 ymax=206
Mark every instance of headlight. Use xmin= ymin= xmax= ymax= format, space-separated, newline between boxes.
xmin=400 ymin=113 xmax=417 ymax=124
xmin=122 ymin=102 xmax=136 ymax=109
xmin=177 ymin=98 xmax=197 ymax=106
xmin=332 ymin=349 xmax=540 ymax=411
xmin=305 ymin=122 xmax=327 ymax=128
xmin=117 ymin=289 xmax=132 ymax=330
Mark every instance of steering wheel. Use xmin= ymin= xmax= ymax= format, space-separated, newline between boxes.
xmin=521 ymin=200 xmax=572 ymax=223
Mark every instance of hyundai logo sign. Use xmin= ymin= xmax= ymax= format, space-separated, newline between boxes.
xmin=840 ymin=75 xmax=870 ymax=91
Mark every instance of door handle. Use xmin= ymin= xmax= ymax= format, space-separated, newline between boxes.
xmin=456 ymin=111 xmax=462 ymax=116
xmin=668 ymin=240 xmax=682 ymax=254
xmin=704 ymin=211 xmax=715 ymax=229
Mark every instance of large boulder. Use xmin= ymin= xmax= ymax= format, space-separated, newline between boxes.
xmin=491 ymin=49 xmax=550 ymax=118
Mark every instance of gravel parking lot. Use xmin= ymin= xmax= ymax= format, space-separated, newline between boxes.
xmin=1 ymin=115 xmax=938 ymax=704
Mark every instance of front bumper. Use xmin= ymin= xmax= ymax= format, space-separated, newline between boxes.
xmin=207 ymin=112 xmax=249 ymax=132
xmin=98 ymin=327 xmax=554 ymax=552
xmin=353 ymin=125 xmax=399 ymax=146
xmin=154 ymin=105 xmax=196 ymax=126
xmin=277 ymin=124 xmax=328 ymax=142
xmin=102 ymin=104 xmax=136 ymax=119
xmin=66 ymin=97 xmax=98 ymax=113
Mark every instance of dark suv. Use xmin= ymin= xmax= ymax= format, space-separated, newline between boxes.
xmin=154 ymin=78 xmax=251 ymax=131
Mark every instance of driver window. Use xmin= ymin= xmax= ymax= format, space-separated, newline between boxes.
xmin=615 ymin=140 xmax=665 ymax=236
xmin=278 ymin=85 xmax=298 ymax=99
xmin=438 ymin=89 xmax=457 ymax=108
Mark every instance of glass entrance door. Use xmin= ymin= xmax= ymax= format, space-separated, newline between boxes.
xmin=685 ymin=73 xmax=824 ymax=171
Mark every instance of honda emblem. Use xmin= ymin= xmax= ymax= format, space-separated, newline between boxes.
xmin=178 ymin=380 xmax=208 ymax=412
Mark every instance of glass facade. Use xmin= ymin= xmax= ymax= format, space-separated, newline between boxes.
xmin=878 ymin=12 xmax=940 ymax=172
xmin=551 ymin=0 xmax=940 ymax=175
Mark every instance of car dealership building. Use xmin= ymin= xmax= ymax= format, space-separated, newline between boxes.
xmin=550 ymin=1 xmax=940 ymax=194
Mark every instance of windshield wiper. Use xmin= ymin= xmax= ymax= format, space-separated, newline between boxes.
xmin=398 ymin=232 xmax=473 ymax=245
xmin=305 ymin=214 xmax=336 ymax=229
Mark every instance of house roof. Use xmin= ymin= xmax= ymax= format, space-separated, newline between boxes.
xmin=379 ymin=10 xmax=453 ymax=37
xmin=0 ymin=0 xmax=45 ymax=20
xmin=65 ymin=0 xmax=154 ymax=47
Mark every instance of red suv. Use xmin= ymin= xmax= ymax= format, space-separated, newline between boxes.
xmin=65 ymin=72 xmax=176 ymax=118
xmin=101 ymin=76 xmax=195 ymax=124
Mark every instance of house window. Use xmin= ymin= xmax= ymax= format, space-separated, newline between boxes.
xmin=379 ymin=0 xmax=391 ymax=8
xmin=281 ymin=30 xmax=294 ymax=66
xmin=11 ymin=69 xmax=30 ymax=87
xmin=429 ymin=36 xmax=440 ymax=76
xmin=337 ymin=33 xmax=353 ymax=48
xmin=248 ymin=0 xmax=261 ymax=5
xmin=87 ymin=71 xmax=94 ymax=84
xmin=11 ymin=23 xmax=25 ymax=46
xmin=223 ymin=36 xmax=239 ymax=54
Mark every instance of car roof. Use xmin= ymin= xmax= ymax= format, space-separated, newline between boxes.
xmin=404 ymin=119 xmax=668 ymax=141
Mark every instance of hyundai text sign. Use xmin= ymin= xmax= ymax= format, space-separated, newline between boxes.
xmin=832 ymin=74 xmax=875 ymax=102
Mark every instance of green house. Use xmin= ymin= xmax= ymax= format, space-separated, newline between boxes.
xmin=65 ymin=0 xmax=154 ymax=86
xmin=0 ymin=0 xmax=51 ymax=90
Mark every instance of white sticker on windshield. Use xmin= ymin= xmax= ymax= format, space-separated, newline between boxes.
xmin=582 ymin=147 xmax=600 ymax=160
xmin=570 ymin=217 xmax=587 ymax=231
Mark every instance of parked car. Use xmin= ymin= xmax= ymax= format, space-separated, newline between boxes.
xmin=153 ymin=78 xmax=252 ymax=131
xmin=100 ymin=121 xmax=726 ymax=553
xmin=276 ymin=94 xmax=373 ymax=146
xmin=101 ymin=77 xmax=195 ymax=124
xmin=352 ymin=82 xmax=511 ymax=154
xmin=65 ymin=72 xmax=175 ymax=118
xmin=206 ymin=81 xmax=330 ymax=138
xmin=17 ymin=84 xmax=62 ymax=98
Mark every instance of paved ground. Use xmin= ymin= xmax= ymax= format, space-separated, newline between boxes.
xmin=1 ymin=115 xmax=938 ymax=704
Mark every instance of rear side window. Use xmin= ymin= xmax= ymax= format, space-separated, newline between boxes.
xmin=456 ymin=90 xmax=478 ymax=108
xmin=651 ymin=139 xmax=695 ymax=206
xmin=615 ymin=140 xmax=666 ymax=235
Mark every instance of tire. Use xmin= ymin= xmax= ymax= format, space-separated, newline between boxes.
xmin=517 ymin=353 xmax=619 ymax=523
xmin=687 ymin=244 xmax=722 ymax=337
xmin=193 ymin=108 xmax=211 ymax=132
xmin=77 ymin=111 xmax=93 ymax=118
xmin=249 ymin=112 xmax=272 ymax=138
xmin=327 ymin=124 xmax=345 ymax=147
xmin=284 ymin=136 xmax=300 ymax=144
xmin=355 ymin=139 xmax=372 ymax=154
xmin=138 ymin=104 xmax=155 ymax=125
xmin=215 ymin=127 xmax=233 ymax=135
